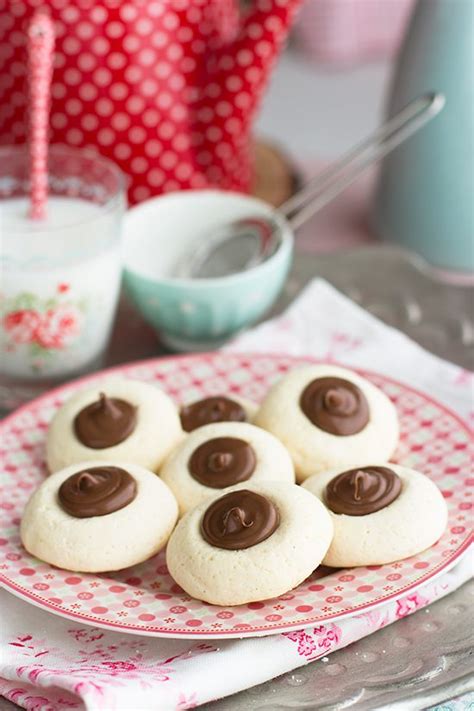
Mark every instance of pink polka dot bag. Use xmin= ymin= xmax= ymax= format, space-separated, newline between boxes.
xmin=0 ymin=0 xmax=302 ymax=204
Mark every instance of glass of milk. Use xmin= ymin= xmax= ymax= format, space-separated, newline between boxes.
xmin=0 ymin=145 xmax=126 ymax=409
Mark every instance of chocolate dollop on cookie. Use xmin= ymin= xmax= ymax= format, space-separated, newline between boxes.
xmin=325 ymin=466 xmax=402 ymax=516
xmin=188 ymin=437 xmax=256 ymax=488
xmin=74 ymin=393 xmax=137 ymax=449
xmin=180 ymin=396 xmax=247 ymax=432
xmin=300 ymin=377 xmax=369 ymax=436
xmin=58 ymin=466 xmax=137 ymax=518
xmin=201 ymin=489 xmax=280 ymax=549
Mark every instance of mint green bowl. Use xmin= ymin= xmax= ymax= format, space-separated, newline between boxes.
xmin=123 ymin=191 xmax=293 ymax=351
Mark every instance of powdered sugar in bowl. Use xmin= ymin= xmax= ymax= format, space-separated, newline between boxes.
xmin=0 ymin=145 xmax=126 ymax=410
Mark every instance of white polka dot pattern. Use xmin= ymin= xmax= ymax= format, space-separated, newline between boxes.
xmin=0 ymin=0 xmax=302 ymax=204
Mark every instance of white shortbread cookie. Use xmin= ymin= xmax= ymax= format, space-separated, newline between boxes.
xmin=21 ymin=461 xmax=179 ymax=573
xmin=46 ymin=378 xmax=183 ymax=474
xmin=166 ymin=481 xmax=334 ymax=606
xmin=159 ymin=421 xmax=295 ymax=515
xmin=254 ymin=365 xmax=399 ymax=483
xmin=303 ymin=463 xmax=448 ymax=567
xmin=228 ymin=396 xmax=258 ymax=421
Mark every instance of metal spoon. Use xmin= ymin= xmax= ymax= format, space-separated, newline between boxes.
xmin=174 ymin=92 xmax=445 ymax=279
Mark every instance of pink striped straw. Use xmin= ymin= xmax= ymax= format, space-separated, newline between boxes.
xmin=27 ymin=8 xmax=55 ymax=220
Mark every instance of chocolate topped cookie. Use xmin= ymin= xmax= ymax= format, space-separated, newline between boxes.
xmin=299 ymin=377 xmax=369 ymax=436
xmin=58 ymin=465 xmax=138 ymax=518
xmin=303 ymin=463 xmax=447 ymax=567
xmin=255 ymin=365 xmax=399 ymax=482
xmin=21 ymin=460 xmax=178 ymax=573
xmin=46 ymin=378 xmax=183 ymax=474
xmin=166 ymin=482 xmax=333 ymax=606
xmin=74 ymin=394 xmax=137 ymax=449
xmin=200 ymin=488 xmax=280 ymax=550
xmin=159 ymin=421 xmax=295 ymax=515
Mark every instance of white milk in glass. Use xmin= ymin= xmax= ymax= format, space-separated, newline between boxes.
xmin=0 ymin=196 xmax=122 ymax=379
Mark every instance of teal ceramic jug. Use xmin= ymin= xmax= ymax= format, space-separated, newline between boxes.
xmin=372 ymin=0 xmax=474 ymax=274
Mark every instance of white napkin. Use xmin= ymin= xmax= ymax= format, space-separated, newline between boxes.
xmin=226 ymin=279 xmax=473 ymax=421
xmin=1 ymin=279 xmax=472 ymax=711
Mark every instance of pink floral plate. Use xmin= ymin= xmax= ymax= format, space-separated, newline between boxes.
xmin=0 ymin=353 xmax=472 ymax=639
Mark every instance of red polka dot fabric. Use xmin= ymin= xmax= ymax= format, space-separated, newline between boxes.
xmin=0 ymin=0 xmax=302 ymax=204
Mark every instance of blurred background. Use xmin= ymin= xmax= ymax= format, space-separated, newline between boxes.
xmin=251 ymin=0 xmax=416 ymax=256
xmin=1 ymin=0 xmax=472 ymax=402
xmin=258 ymin=0 xmax=411 ymax=161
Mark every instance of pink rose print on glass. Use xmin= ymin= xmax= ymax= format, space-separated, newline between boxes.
xmin=1 ymin=287 xmax=86 ymax=372
xmin=35 ymin=305 xmax=82 ymax=349
xmin=3 ymin=310 xmax=41 ymax=345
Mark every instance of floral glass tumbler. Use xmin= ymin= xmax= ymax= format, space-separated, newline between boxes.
xmin=0 ymin=145 xmax=126 ymax=410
